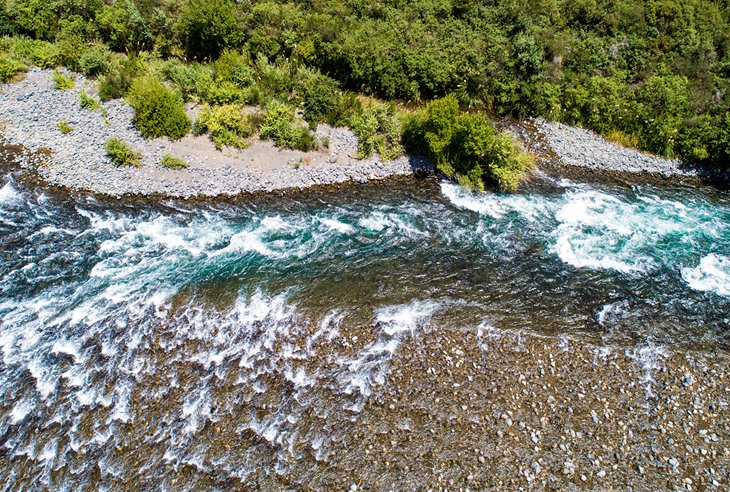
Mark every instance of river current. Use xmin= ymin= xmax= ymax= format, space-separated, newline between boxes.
xmin=0 ymin=168 xmax=728 ymax=490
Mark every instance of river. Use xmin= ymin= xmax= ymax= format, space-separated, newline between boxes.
xmin=0 ymin=167 xmax=728 ymax=490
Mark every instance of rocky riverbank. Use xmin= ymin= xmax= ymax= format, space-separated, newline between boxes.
xmin=0 ymin=68 xmax=431 ymax=199
xmin=2 ymin=68 xmax=728 ymax=199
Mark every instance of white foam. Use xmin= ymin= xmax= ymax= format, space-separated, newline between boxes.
xmin=375 ymin=300 xmax=441 ymax=336
xmin=224 ymin=230 xmax=276 ymax=257
xmin=10 ymin=398 xmax=34 ymax=423
xmin=681 ymin=254 xmax=730 ymax=297
xmin=339 ymin=300 xmax=441 ymax=397
xmin=319 ymin=218 xmax=355 ymax=234
xmin=27 ymin=359 xmax=56 ymax=400
xmin=0 ymin=180 xmax=20 ymax=206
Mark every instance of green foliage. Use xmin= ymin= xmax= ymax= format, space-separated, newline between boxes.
xmin=160 ymin=153 xmax=189 ymax=169
xmin=300 ymin=74 xmax=358 ymax=126
xmin=176 ymin=0 xmax=243 ymax=60
xmin=127 ymin=76 xmax=190 ymax=140
xmin=0 ymin=0 xmax=729 ymax=168
xmin=7 ymin=37 xmax=58 ymax=68
xmin=194 ymin=104 xmax=253 ymax=150
xmin=408 ymin=95 xmax=533 ymax=191
xmin=99 ymin=56 xmax=143 ymax=101
xmin=259 ymin=100 xmax=315 ymax=151
xmin=51 ymin=70 xmax=74 ymax=90
xmin=56 ymin=119 xmax=73 ymax=134
xmin=105 ymin=137 xmax=141 ymax=167
xmin=78 ymin=45 xmax=111 ymax=77
xmin=79 ymin=90 xmax=103 ymax=112
xmin=351 ymin=103 xmax=403 ymax=161
xmin=0 ymin=56 xmax=26 ymax=82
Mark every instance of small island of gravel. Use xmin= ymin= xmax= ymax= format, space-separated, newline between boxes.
xmin=0 ymin=68 xmax=432 ymax=199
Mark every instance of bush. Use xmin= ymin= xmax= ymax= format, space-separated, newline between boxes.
xmin=301 ymin=75 xmax=344 ymax=125
xmin=79 ymin=45 xmax=111 ymax=77
xmin=194 ymin=104 xmax=254 ymax=150
xmin=176 ymin=0 xmax=244 ymax=60
xmin=351 ymin=103 xmax=403 ymax=160
xmin=162 ymin=60 xmax=208 ymax=102
xmin=99 ymin=56 xmax=143 ymax=101
xmin=127 ymin=76 xmax=190 ymax=140
xmin=260 ymin=100 xmax=316 ymax=151
xmin=56 ymin=119 xmax=73 ymax=134
xmin=0 ymin=56 xmax=26 ymax=82
xmin=105 ymin=137 xmax=141 ymax=167
xmin=52 ymin=70 xmax=74 ymax=90
xmin=409 ymin=95 xmax=533 ymax=191
xmin=160 ymin=154 xmax=189 ymax=169
xmin=8 ymin=37 xmax=57 ymax=68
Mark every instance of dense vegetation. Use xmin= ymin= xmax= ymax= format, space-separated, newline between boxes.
xmin=1 ymin=0 xmax=728 ymax=187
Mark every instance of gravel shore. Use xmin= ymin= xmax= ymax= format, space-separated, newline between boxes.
xmin=1 ymin=68 xmax=726 ymax=199
xmin=0 ymin=68 xmax=431 ymax=199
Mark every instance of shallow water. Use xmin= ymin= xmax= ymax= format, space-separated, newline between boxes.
xmin=0 ymin=167 xmax=728 ymax=489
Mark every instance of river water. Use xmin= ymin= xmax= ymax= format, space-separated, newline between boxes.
xmin=0 ymin=166 xmax=728 ymax=490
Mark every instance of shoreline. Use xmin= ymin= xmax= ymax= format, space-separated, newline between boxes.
xmin=1 ymin=68 xmax=728 ymax=200
xmin=0 ymin=68 xmax=433 ymax=199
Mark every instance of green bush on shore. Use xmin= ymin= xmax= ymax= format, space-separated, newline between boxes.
xmin=405 ymin=95 xmax=533 ymax=191
xmin=0 ymin=56 xmax=26 ymax=82
xmin=194 ymin=104 xmax=254 ymax=150
xmin=127 ymin=76 xmax=190 ymax=140
xmin=79 ymin=90 xmax=103 ymax=112
xmin=99 ymin=56 xmax=143 ymax=101
xmin=105 ymin=137 xmax=141 ymax=167
xmin=351 ymin=103 xmax=403 ymax=161
xmin=259 ymin=100 xmax=315 ymax=151
xmin=160 ymin=154 xmax=189 ymax=169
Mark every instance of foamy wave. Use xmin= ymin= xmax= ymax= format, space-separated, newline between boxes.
xmin=339 ymin=300 xmax=441 ymax=397
xmin=552 ymin=190 xmax=657 ymax=273
xmin=681 ymin=254 xmax=730 ymax=297
xmin=0 ymin=180 xmax=21 ymax=207
xmin=319 ymin=217 xmax=355 ymax=234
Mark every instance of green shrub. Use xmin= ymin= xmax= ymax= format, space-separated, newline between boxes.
xmin=162 ymin=60 xmax=208 ymax=102
xmin=52 ymin=70 xmax=74 ymax=90
xmin=351 ymin=104 xmax=403 ymax=160
xmin=194 ymin=104 xmax=253 ymax=150
xmin=79 ymin=91 xmax=103 ymax=112
xmin=213 ymin=49 xmax=253 ymax=87
xmin=79 ymin=45 xmax=111 ymax=77
xmin=127 ymin=76 xmax=190 ymax=140
xmin=160 ymin=154 xmax=189 ymax=169
xmin=99 ymin=56 xmax=143 ymax=101
xmin=176 ymin=0 xmax=244 ymax=60
xmin=56 ymin=119 xmax=73 ymax=134
xmin=105 ymin=137 xmax=141 ymax=167
xmin=8 ymin=37 xmax=57 ymax=68
xmin=260 ymin=100 xmax=316 ymax=151
xmin=0 ymin=56 xmax=26 ymax=82
xmin=301 ymin=75 xmax=344 ymax=125
xmin=409 ymin=95 xmax=533 ymax=191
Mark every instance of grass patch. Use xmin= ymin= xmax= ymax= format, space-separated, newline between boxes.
xmin=52 ymin=71 xmax=75 ymax=90
xmin=160 ymin=154 xmax=189 ymax=169
xmin=57 ymin=120 xmax=73 ymax=134
xmin=105 ymin=137 xmax=141 ymax=167
xmin=79 ymin=91 xmax=104 ymax=112
xmin=604 ymin=129 xmax=640 ymax=150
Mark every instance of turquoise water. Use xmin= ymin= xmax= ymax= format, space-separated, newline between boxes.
xmin=0 ymin=170 xmax=728 ymax=489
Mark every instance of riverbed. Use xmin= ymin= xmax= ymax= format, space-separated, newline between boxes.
xmin=0 ymin=158 xmax=728 ymax=489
